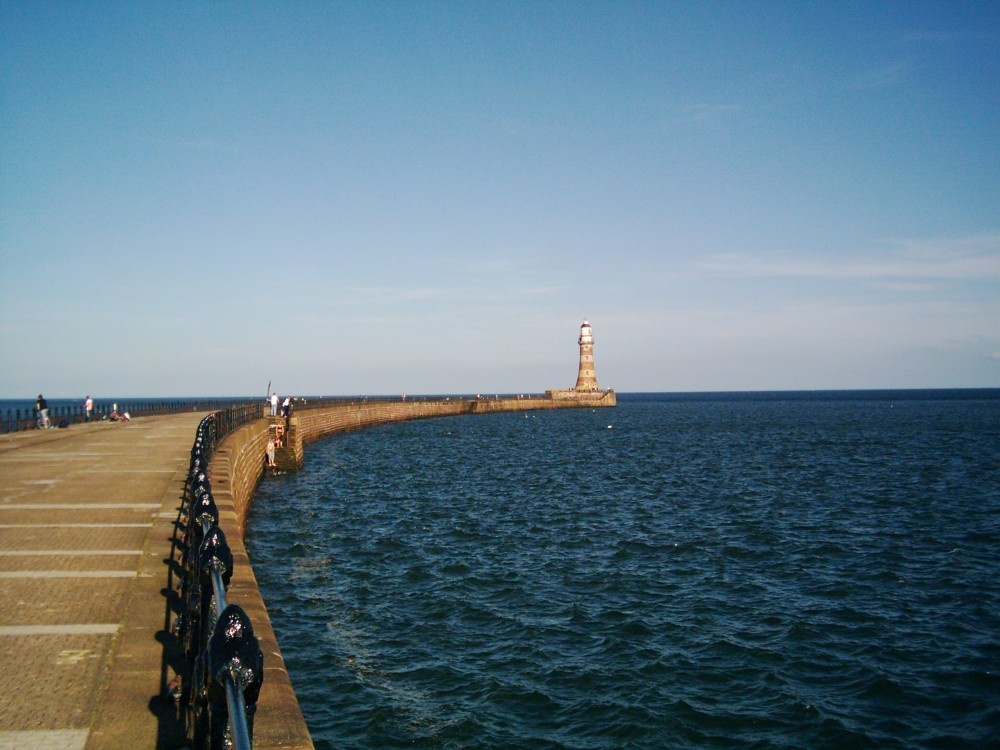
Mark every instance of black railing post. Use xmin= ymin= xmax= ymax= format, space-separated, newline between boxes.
xmin=208 ymin=605 xmax=263 ymax=750
xmin=178 ymin=404 xmax=265 ymax=749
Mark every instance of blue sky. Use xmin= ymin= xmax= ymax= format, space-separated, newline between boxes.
xmin=2 ymin=1 xmax=997 ymax=397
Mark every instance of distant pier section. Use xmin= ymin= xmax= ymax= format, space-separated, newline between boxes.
xmin=260 ymin=319 xmax=615 ymax=475
xmin=263 ymin=391 xmax=614 ymax=474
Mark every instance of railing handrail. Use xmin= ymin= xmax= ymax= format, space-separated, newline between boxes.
xmin=179 ymin=404 xmax=263 ymax=750
xmin=0 ymin=399 xmax=256 ymax=433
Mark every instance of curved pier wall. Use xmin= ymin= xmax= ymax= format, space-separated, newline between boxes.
xmin=208 ymin=418 xmax=315 ymax=750
xmin=297 ymin=393 xmax=616 ymax=445
xmin=209 ymin=395 xmax=615 ymax=749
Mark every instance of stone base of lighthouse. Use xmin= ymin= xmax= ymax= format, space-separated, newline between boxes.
xmin=546 ymin=389 xmax=617 ymax=405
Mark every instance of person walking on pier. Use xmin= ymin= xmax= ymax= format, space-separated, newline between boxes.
xmin=36 ymin=394 xmax=50 ymax=429
xmin=84 ymin=395 xmax=93 ymax=422
xmin=270 ymin=392 xmax=279 ymax=416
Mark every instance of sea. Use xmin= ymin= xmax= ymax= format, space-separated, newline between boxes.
xmin=242 ymin=390 xmax=997 ymax=748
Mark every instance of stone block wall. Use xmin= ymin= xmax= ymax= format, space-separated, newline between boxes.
xmin=207 ymin=418 xmax=315 ymax=750
xmin=295 ymin=399 xmax=473 ymax=444
xmin=545 ymin=389 xmax=618 ymax=404
xmin=293 ymin=396 xmax=614 ymax=443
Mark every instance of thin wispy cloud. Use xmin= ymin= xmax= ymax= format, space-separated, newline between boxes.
xmin=465 ymin=258 xmax=530 ymax=274
xmin=858 ymin=59 xmax=912 ymax=89
xmin=177 ymin=137 xmax=239 ymax=152
xmin=520 ymin=285 xmax=566 ymax=296
xmin=676 ymin=103 xmax=742 ymax=124
xmin=349 ymin=286 xmax=443 ymax=304
xmin=900 ymin=30 xmax=983 ymax=45
xmin=695 ymin=233 xmax=1000 ymax=281
xmin=136 ymin=134 xmax=240 ymax=153
xmin=497 ymin=117 xmax=551 ymax=138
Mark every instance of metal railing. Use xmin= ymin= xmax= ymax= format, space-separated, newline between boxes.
xmin=178 ymin=406 xmax=265 ymax=750
xmin=2 ymin=393 xmax=565 ymax=433
xmin=289 ymin=393 xmax=548 ymax=409
xmin=0 ymin=398 xmax=249 ymax=433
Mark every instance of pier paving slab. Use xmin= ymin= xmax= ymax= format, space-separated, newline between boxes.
xmin=0 ymin=508 xmax=161 ymax=527
xmin=0 ymin=526 xmax=149 ymax=552
xmin=0 ymin=633 xmax=111 ymax=730
xmin=0 ymin=414 xmax=208 ymax=749
xmin=0 ymin=555 xmax=140 ymax=573
xmin=0 ymin=577 xmax=133 ymax=626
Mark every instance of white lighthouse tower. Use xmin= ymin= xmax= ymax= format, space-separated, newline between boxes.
xmin=574 ymin=319 xmax=599 ymax=392
xmin=546 ymin=319 xmax=614 ymax=405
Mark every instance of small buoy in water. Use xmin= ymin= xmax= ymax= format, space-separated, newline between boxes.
xmin=607 ymin=425 xmax=613 ymax=429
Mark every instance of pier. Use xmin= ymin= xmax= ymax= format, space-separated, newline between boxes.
xmin=0 ymin=393 xmax=613 ymax=749
xmin=0 ymin=412 xmax=221 ymax=749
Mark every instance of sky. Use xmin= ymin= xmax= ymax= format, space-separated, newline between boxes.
xmin=1 ymin=1 xmax=998 ymax=397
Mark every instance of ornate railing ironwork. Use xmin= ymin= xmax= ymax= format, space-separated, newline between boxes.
xmin=177 ymin=406 xmax=264 ymax=750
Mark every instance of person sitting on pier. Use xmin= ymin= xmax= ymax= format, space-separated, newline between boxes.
xmin=108 ymin=404 xmax=131 ymax=422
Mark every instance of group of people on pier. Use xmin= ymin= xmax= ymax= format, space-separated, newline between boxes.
xmin=266 ymin=392 xmax=294 ymax=471
xmin=268 ymin=392 xmax=294 ymax=418
xmin=33 ymin=394 xmax=127 ymax=429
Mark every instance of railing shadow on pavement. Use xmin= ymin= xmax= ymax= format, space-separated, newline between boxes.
xmin=154 ymin=403 xmax=263 ymax=750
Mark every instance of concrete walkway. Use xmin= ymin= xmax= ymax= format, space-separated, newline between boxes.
xmin=0 ymin=413 xmax=209 ymax=750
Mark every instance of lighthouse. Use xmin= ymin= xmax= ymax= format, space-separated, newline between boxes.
xmin=574 ymin=319 xmax=599 ymax=392
xmin=546 ymin=319 xmax=615 ymax=404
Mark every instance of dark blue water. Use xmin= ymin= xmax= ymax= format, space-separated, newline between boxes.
xmin=246 ymin=391 xmax=1000 ymax=748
